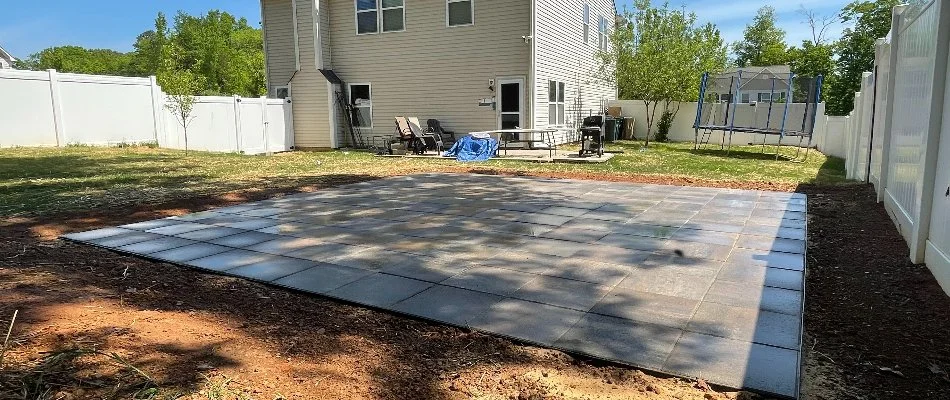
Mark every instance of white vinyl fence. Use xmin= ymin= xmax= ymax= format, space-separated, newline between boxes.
xmin=0 ymin=69 xmax=293 ymax=154
xmin=830 ymin=0 xmax=950 ymax=295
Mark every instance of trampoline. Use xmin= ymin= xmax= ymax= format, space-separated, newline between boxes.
xmin=693 ymin=66 xmax=823 ymax=160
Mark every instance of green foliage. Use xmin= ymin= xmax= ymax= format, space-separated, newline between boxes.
xmin=656 ymin=110 xmax=673 ymax=143
xmin=14 ymin=46 xmax=134 ymax=75
xmin=787 ymin=41 xmax=836 ymax=97
xmin=599 ymin=0 xmax=727 ymax=146
xmin=733 ymin=6 xmax=789 ymax=67
xmin=826 ymin=0 xmax=899 ymax=115
xmin=15 ymin=10 xmax=265 ymax=98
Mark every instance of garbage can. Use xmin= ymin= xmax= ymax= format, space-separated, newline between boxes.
xmin=604 ymin=117 xmax=621 ymax=142
xmin=616 ymin=117 xmax=627 ymax=140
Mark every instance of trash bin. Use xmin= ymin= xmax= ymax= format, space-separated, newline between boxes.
xmin=604 ymin=117 xmax=621 ymax=142
xmin=616 ymin=117 xmax=627 ymax=140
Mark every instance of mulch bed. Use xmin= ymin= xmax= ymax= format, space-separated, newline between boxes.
xmin=1 ymin=172 xmax=948 ymax=399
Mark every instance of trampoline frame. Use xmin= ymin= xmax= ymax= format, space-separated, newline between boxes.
xmin=693 ymin=70 xmax=824 ymax=161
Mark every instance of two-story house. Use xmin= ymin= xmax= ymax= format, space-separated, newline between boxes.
xmin=260 ymin=0 xmax=617 ymax=149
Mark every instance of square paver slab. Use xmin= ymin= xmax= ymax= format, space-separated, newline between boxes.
xmin=392 ymin=285 xmax=504 ymax=326
xmin=442 ymin=266 xmax=537 ymax=296
xmin=716 ymin=263 xmax=804 ymax=291
xmin=663 ymin=332 xmax=799 ymax=399
xmin=468 ymin=299 xmax=586 ymax=345
xmin=115 ymin=237 xmax=197 ymax=255
xmin=591 ymin=286 xmax=700 ymax=329
xmin=150 ymin=243 xmax=233 ymax=263
xmin=687 ymin=302 xmax=801 ymax=350
xmin=174 ymin=226 xmax=247 ymax=241
xmin=210 ymin=231 xmax=283 ymax=248
xmin=273 ymin=263 xmax=374 ymax=293
xmin=554 ymin=313 xmax=683 ymax=371
xmin=63 ymin=227 xmax=136 ymax=242
xmin=327 ymin=273 xmax=433 ymax=307
xmin=511 ymin=275 xmax=611 ymax=311
xmin=226 ymin=256 xmax=317 ymax=282
xmin=88 ymin=231 xmax=166 ymax=248
xmin=189 ymin=249 xmax=276 ymax=272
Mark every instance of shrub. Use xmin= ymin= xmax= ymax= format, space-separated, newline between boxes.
xmin=656 ymin=110 xmax=674 ymax=143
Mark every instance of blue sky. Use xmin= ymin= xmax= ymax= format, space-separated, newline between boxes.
xmin=1 ymin=0 xmax=850 ymax=59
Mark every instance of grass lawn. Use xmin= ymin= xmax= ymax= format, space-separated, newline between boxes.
xmin=0 ymin=141 xmax=847 ymax=217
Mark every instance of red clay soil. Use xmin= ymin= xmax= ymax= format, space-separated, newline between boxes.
xmin=0 ymin=173 xmax=947 ymax=400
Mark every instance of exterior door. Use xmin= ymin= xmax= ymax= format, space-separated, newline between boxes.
xmin=497 ymin=77 xmax=524 ymax=130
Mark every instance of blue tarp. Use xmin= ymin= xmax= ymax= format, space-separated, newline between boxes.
xmin=443 ymin=135 xmax=498 ymax=162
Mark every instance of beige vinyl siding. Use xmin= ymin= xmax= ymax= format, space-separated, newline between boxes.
xmin=534 ymin=0 xmax=617 ymax=143
xmin=262 ymin=0 xmax=297 ymax=94
xmin=290 ymin=0 xmax=333 ymax=148
xmin=327 ymin=0 xmax=531 ymax=144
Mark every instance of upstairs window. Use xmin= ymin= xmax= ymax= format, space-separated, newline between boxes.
xmin=447 ymin=0 xmax=474 ymax=27
xmin=356 ymin=0 xmax=378 ymax=34
xmin=356 ymin=0 xmax=404 ymax=35
xmin=583 ymin=3 xmax=590 ymax=44
xmin=548 ymin=80 xmax=566 ymax=125
xmin=598 ymin=15 xmax=609 ymax=51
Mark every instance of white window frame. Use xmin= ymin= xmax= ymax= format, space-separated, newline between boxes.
xmin=274 ymin=85 xmax=291 ymax=99
xmin=548 ymin=80 xmax=566 ymax=125
xmin=446 ymin=0 xmax=475 ymax=27
xmin=355 ymin=0 xmax=405 ymax=35
xmin=349 ymin=83 xmax=373 ymax=128
xmin=380 ymin=0 xmax=406 ymax=33
xmin=598 ymin=15 xmax=609 ymax=51
xmin=583 ymin=3 xmax=590 ymax=45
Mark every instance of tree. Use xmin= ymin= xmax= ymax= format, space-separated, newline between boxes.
xmin=15 ymin=46 xmax=134 ymax=75
xmin=598 ymin=0 xmax=727 ymax=147
xmin=825 ymin=0 xmax=899 ymax=115
xmin=733 ymin=6 xmax=789 ymax=67
xmin=786 ymin=8 xmax=837 ymax=98
xmin=162 ymin=70 xmax=203 ymax=153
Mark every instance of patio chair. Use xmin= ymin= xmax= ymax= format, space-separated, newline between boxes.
xmin=426 ymin=119 xmax=457 ymax=145
xmin=394 ymin=116 xmax=443 ymax=155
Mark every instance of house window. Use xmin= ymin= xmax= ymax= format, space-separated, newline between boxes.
xmin=583 ymin=3 xmax=590 ymax=44
xmin=381 ymin=0 xmax=405 ymax=32
xmin=598 ymin=15 xmax=609 ymax=51
xmin=548 ymin=80 xmax=566 ymax=125
xmin=741 ymin=93 xmax=751 ymax=103
xmin=447 ymin=0 xmax=474 ymax=27
xmin=757 ymin=92 xmax=786 ymax=103
xmin=356 ymin=0 xmax=404 ymax=34
xmin=274 ymin=86 xmax=290 ymax=99
xmin=349 ymin=83 xmax=373 ymax=128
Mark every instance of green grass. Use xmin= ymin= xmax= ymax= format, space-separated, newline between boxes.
xmin=0 ymin=141 xmax=847 ymax=217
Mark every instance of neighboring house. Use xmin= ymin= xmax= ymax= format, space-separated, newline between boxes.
xmin=260 ymin=0 xmax=617 ymax=149
xmin=715 ymin=65 xmax=794 ymax=104
xmin=0 ymin=45 xmax=16 ymax=69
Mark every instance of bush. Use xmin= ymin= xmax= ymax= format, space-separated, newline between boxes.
xmin=656 ymin=110 xmax=674 ymax=143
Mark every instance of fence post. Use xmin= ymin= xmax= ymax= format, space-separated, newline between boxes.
xmin=148 ymin=76 xmax=163 ymax=145
xmin=910 ymin=0 xmax=950 ymax=263
xmin=261 ymin=96 xmax=271 ymax=156
xmin=48 ymin=69 xmax=66 ymax=146
xmin=233 ymin=95 xmax=243 ymax=153
xmin=878 ymin=5 xmax=907 ymax=202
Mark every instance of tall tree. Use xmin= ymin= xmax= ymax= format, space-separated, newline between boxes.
xmin=787 ymin=7 xmax=837 ymax=98
xmin=15 ymin=46 xmax=134 ymax=76
xmin=599 ymin=0 xmax=727 ymax=146
xmin=733 ymin=6 xmax=789 ymax=67
xmin=825 ymin=0 xmax=899 ymax=115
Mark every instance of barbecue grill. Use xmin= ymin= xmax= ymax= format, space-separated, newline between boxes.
xmin=579 ymin=115 xmax=606 ymax=157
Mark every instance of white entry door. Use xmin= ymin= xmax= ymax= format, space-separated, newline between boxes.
xmin=497 ymin=77 xmax=525 ymax=130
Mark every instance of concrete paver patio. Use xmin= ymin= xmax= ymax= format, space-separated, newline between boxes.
xmin=64 ymin=173 xmax=806 ymax=398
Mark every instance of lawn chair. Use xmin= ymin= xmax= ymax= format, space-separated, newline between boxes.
xmin=394 ymin=116 xmax=443 ymax=155
xmin=426 ymin=119 xmax=457 ymax=145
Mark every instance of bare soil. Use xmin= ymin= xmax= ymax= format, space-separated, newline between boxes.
xmin=1 ymin=173 xmax=947 ymax=400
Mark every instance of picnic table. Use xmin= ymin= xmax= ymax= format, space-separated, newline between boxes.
xmin=467 ymin=128 xmax=559 ymax=158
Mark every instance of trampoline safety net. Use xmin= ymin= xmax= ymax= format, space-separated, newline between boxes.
xmin=694 ymin=66 xmax=823 ymax=138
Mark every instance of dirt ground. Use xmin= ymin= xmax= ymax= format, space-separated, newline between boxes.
xmin=1 ymin=172 xmax=948 ymax=400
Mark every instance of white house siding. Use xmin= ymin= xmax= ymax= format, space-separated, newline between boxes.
xmin=326 ymin=0 xmax=531 ymax=145
xmin=533 ymin=0 xmax=616 ymax=143
xmin=262 ymin=0 xmax=297 ymax=95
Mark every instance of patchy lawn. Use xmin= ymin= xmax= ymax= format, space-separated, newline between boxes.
xmin=0 ymin=142 xmax=847 ymax=217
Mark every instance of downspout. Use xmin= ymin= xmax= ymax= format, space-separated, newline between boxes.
xmin=528 ymin=0 xmax=537 ymax=129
